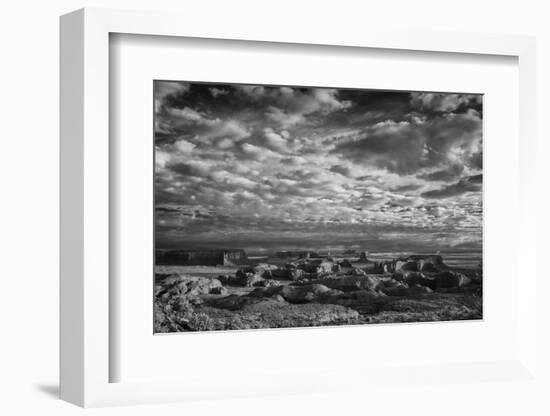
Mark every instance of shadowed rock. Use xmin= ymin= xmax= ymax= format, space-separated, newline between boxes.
xmin=313 ymin=275 xmax=386 ymax=293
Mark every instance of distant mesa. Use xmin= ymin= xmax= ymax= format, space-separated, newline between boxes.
xmin=358 ymin=251 xmax=370 ymax=262
xmin=156 ymin=249 xmax=248 ymax=266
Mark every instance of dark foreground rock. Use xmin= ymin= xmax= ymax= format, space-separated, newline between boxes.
xmin=155 ymin=296 xmax=360 ymax=332
xmin=154 ymin=255 xmax=482 ymax=332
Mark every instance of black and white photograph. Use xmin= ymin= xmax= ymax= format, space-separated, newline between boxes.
xmin=154 ymin=81 xmax=483 ymax=333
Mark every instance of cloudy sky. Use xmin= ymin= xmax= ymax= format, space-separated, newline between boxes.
xmin=154 ymin=81 xmax=482 ymax=254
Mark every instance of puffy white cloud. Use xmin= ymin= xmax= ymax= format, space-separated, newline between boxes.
xmin=241 ymin=143 xmax=281 ymax=161
xmin=410 ymin=92 xmax=481 ymax=113
xmin=217 ymin=138 xmax=234 ymax=149
xmin=165 ymin=107 xmax=250 ymax=142
xmin=312 ymin=88 xmax=352 ymax=113
xmin=262 ymin=127 xmax=287 ymax=153
xmin=265 ymin=106 xmax=304 ymax=129
xmin=174 ymin=139 xmax=196 ymax=154
xmin=155 ymin=81 xmax=189 ymax=101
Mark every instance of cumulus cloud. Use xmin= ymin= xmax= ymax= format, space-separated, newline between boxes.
xmin=265 ymin=106 xmax=304 ymax=129
xmin=410 ymin=92 xmax=481 ymax=113
xmin=174 ymin=139 xmax=196 ymax=154
xmin=241 ymin=143 xmax=281 ymax=161
xmin=155 ymin=81 xmax=190 ymax=101
xmin=166 ymin=107 xmax=250 ymax=142
xmin=262 ymin=127 xmax=288 ymax=153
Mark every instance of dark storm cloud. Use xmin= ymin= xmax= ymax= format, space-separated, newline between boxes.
xmin=333 ymin=110 xmax=482 ymax=175
xmin=329 ymin=164 xmax=353 ymax=177
xmin=170 ymin=162 xmax=209 ymax=178
xmin=421 ymin=174 xmax=483 ymax=199
xmin=390 ymin=183 xmax=423 ymax=193
xmin=410 ymin=92 xmax=482 ymax=114
xmin=417 ymin=164 xmax=464 ymax=182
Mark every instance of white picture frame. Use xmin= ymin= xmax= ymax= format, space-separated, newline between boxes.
xmin=60 ymin=7 xmax=538 ymax=407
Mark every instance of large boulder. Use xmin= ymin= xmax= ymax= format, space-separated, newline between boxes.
xmin=297 ymin=259 xmax=334 ymax=275
xmin=382 ymin=283 xmax=432 ymax=296
xmin=239 ymin=274 xmax=264 ymax=287
xmin=396 ymin=260 xmax=418 ymax=273
xmin=220 ymin=269 xmax=264 ymax=287
xmin=394 ymin=255 xmax=447 ymax=275
xmin=236 ymin=267 xmax=256 ymax=279
xmin=403 ymin=272 xmax=429 ymax=287
xmin=381 ymin=278 xmax=404 ymax=288
xmin=272 ymin=267 xmax=305 ymax=281
xmin=315 ymin=275 xmax=385 ymax=293
xmin=253 ymin=263 xmax=279 ymax=279
xmin=248 ymin=284 xmax=343 ymax=304
xmin=253 ymin=279 xmax=281 ymax=288
xmin=275 ymin=284 xmax=342 ymax=303
xmin=352 ymin=268 xmax=367 ymax=276
xmin=209 ymin=286 xmax=229 ymax=295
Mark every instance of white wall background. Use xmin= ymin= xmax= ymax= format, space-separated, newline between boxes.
xmin=0 ymin=1 xmax=548 ymax=415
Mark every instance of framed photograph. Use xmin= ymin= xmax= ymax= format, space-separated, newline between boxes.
xmin=153 ymin=80 xmax=484 ymax=334
xmin=60 ymin=8 xmax=538 ymax=407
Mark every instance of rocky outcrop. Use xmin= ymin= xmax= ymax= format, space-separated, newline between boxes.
xmin=220 ymin=268 xmax=264 ymax=287
xmin=244 ymin=284 xmax=344 ymax=304
xmin=209 ymin=286 xmax=229 ymax=296
xmin=253 ymin=263 xmax=279 ymax=278
xmin=394 ymin=270 xmax=471 ymax=290
xmin=271 ymin=267 xmax=305 ymax=280
xmin=253 ymin=279 xmax=281 ymax=288
xmin=374 ymin=254 xmax=448 ymax=275
xmin=381 ymin=284 xmax=433 ymax=296
xmin=313 ymin=275 xmax=386 ymax=293
xmin=155 ymin=273 xmax=223 ymax=297
xmin=296 ymin=259 xmax=334 ymax=275
xmin=154 ymin=251 xmax=481 ymax=333
xmin=432 ymin=271 xmax=471 ymax=288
